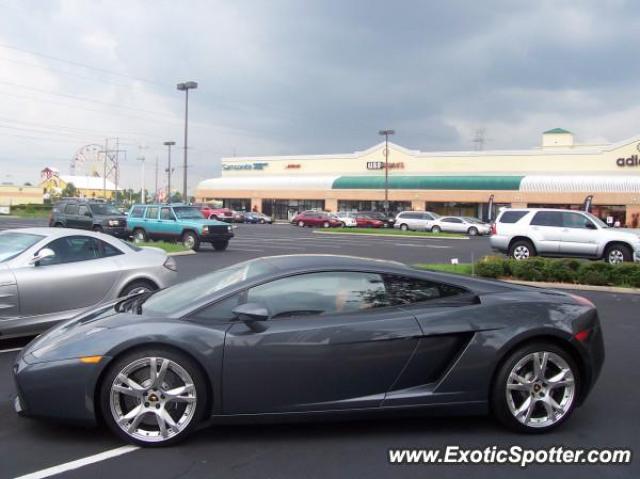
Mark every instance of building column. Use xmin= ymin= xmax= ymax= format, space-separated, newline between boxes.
xmin=325 ymin=198 xmax=338 ymax=212
xmin=626 ymin=205 xmax=640 ymax=228
xmin=411 ymin=200 xmax=424 ymax=211
xmin=251 ymin=198 xmax=262 ymax=212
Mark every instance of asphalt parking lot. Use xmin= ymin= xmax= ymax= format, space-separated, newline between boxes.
xmin=0 ymin=217 xmax=638 ymax=478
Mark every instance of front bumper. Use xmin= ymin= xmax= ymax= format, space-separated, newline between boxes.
xmin=103 ymin=226 xmax=129 ymax=238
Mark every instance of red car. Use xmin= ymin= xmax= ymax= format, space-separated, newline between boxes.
xmin=354 ymin=213 xmax=384 ymax=228
xmin=193 ymin=204 xmax=234 ymax=222
xmin=292 ymin=211 xmax=342 ymax=228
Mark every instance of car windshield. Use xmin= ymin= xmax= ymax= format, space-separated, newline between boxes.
xmin=585 ymin=212 xmax=608 ymax=228
xmin=0 ymin=232 xmax=44 ymax=262
xmin=90 ymin=204 xmax=122 ymax=216
xmin=143 ymin=259 xmax=278 ymax=316
xmin=173 ymin=206 xmax=205 ymax=219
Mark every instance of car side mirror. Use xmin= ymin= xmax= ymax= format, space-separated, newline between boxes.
xmin=30 ymin=248 xmax=55 ymax=266
xmin=233 ymin=302 xmax=270 ymax=321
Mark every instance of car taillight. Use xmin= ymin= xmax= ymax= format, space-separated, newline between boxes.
xmin=574 ymin=329 xmax=591 ymax=342
xmin=490 ymin=223 xmax=497 ymax=235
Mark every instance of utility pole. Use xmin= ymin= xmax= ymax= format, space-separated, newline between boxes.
xmin=163 ymin=141 xmax=176 ymax=203
xmin=177 ymin=81 xmax=198 ymax=202
xmin=378 ymin=129 xmax=395 ymax=216
xmin=472 ymin=128 xmax=488 ymax=151
xmin=137 ymin=156 xmax=146 ymax=204
xmin=154 ymin=155 xmax=159 ymax=202
xmin=114 ymin=137 xmax=119 ymax=204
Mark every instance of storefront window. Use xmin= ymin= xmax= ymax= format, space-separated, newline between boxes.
xmin=426 ymin=202 xmax=482 ymax=218
xmin=222 ymin=199 xmax=251 ymax=211
xmin=337 ymin=200 xmax=410 ymax=214
xmin=262 ymin=199 xmax=325 ymax=220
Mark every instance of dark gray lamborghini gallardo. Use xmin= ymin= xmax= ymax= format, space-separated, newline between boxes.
xmin=13 ymin=255 xmax=604 ymax=446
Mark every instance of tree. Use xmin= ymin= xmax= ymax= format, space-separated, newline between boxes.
xmin=61 ymin=182 xmax=77 ymax=197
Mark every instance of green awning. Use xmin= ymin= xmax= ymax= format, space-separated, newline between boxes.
xmin=332 ymin=176 xmax=524 ymax=190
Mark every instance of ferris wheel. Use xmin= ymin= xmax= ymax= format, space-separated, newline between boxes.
xmin=70 ymin=144 xmax=117 ymax=180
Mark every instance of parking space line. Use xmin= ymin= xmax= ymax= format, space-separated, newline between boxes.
xmin=14 ymin=445 xmax=139 ymax=479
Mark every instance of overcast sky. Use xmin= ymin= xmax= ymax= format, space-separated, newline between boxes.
xmin=1 ymin=0 xmax=640 ymax=192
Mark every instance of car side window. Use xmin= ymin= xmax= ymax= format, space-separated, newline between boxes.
xmin=423 ymin=214 xmax=434 ymax=220
xmin=160 ymin=207 xmax=175 ymax=220
xmin=78 ymin=205 xmax=91 ymax=217
xmin=499 ymin=211 xmax=528 ymax=223
xmin=64 ymin=204 xmax=79 ymax=215
xmin=530 ymin=211 xmax=562 ymax=227
xmin=38 ymin=236 xmax=101 ymax=266
xmin=246 ymin=272 xmax=388 ymax=319
xmin=384 ymin=275 xmax=468 ymax=305
xmin=130 ymin=206 xmax=145 ymax=218
xmin=145 ymin=207 xmax=159 ymax=219
xmin=562 ymin=212 xmax=592 ymax=229
xmin=97 ymin=239 xmax=123 ymax=257
xmin=190 ymin=294 xmax=243 ymax=322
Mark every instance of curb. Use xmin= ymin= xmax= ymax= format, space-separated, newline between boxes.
xmin=166 ymin=250 xmax=197 ymax=257
xmin=502 ymin=279 xmax=640 ymax=295
xmin=312 ymin=231 xmax=469 ymax=240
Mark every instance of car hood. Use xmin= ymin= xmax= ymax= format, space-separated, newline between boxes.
xmin=178 ymin=218 xmax=230 ymax=227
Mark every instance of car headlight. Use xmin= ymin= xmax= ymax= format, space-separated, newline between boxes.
xmin=227 ymin=225 xmax=232 ymax=231
xmin=202 ymin=226 xmax=209 ymax=234
xmin=108 ymin=220 xmax=119 ymax=226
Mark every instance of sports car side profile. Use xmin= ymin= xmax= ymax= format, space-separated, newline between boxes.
xmin=14 ymin=255 xmax=604 ymax=446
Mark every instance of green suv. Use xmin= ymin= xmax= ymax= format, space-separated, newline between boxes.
xmin=126 ymin=204 xmax=234 ymax=251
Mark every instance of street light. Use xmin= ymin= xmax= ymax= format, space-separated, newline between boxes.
xmin=163 ymin=141 xmax=176 ymax=203
xmin=177 ymin=81 xmax=198 ymax=203
xmin=378 ymin=129 xmax=395 ymax=216
xmin=137 ymin=156 xmax=146 ymax=204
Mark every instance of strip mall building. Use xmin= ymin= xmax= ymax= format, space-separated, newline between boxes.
xmin=195 ymin=129 xmax=640 ymax=226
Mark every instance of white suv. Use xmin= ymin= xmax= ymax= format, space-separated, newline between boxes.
xmin=490 ymin=208 xmax=640 ymax=264
xmin=394 ymin=211 xmax=440 ymax=231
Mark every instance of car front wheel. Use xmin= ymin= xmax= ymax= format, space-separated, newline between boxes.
xmin=100 ymin=349 xmax=207 ymax=446
xmin=492 ymin=343 xmax=579 ymax=433
xmin=400 ymin=223 xmax=409 ymax=231
xmin=182 ymin=231 xmax=200 ymax=251
xmin=604 ymin=244 xmax=632 ymax=264
xmin=297 ymin=220 xmax=305 ymax=227
xmin=431 ymin=225 xmax=441 ymax=233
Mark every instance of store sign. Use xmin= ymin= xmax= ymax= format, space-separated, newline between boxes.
xmin=223 ymin=162 xmax=269 ymax=171
xmin=616 ymin=155 xmax=640 ymax=167
xmin=285 ymin=164 xmax=301 ymax=169
xmin=366 ymin=161 xmax=405 ymax=170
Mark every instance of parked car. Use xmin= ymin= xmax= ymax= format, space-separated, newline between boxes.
xmin=0 ymin=227 xmax=177 ymax=339
xmin=334 ymin=212 xmax=357 ymax=227
xmin=127 ymin=204 xmax=234 ymax=251
xmin=243 ymin=212 xmax=262 ymax=224
xmin=359 ymin=210 xmax=396 ymax=228
xmin=354 ymin=213 xmax=384 ymax=228
xmin=232 ymin=211 xmax=245 ymax=223
xmin=254 ymin=212 xmax=273 ymax=224
xmin=205 ymin=207 xmax=234 ymax=222
xmin=490 ymin=208 xmax=640 ymax=263
xmin=431 ymin=216 xmax=491 ymax=236
xmin=291 ymin=211 xmax=342 ymax=228
xmin=50 ymin=199 xmax=128 ymax=237
xmin=13 ymin=254 xmax=604 ymax=445
xmin=192 ymin=203 xmax=219 ymax=220
xmin=394 ymin=211 xmax=440 ymax=231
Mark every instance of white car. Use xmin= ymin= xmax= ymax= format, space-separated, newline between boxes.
xmin=394 ymin=211 xmax=440 ymax=231
xmin=431 ymin=216 xmax=491 ymax=236
xmin=490 ymin=208 xmax=640 ymax=263
xmin=334 ymin=212 xmax=357 ymax=227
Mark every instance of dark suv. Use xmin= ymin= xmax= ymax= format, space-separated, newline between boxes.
xmin=50 ymin=200 xmax=128 ymax=238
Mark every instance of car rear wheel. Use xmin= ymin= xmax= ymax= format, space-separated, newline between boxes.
xmin=604 ymin=244 xmax=631 ymax=264
xmin=100 ymin=348 xmax=207 ymax=446
xmin=182 ymin=231 xmax=200 ymax=251
xmin=509 ymin=239 xmax=535 ymax=260
xmin=212 ymin=240 xmax=229 ymax=251
xmin=93 ymin=225 xmax=103 ymax=233
xmin=297 ymin=220 xmax=305 ymax=227
xmin=431 ymin=225 xmax=441 ymax=233
xmin=120 ymin=280 xmax=157 ymax=297
xmin=492 ymin=342 xmax=579 ymax=433
xmin=132 ymin=228 xmax=147 ymax=243
xmin=400 ymin=223 xmax=409 ymax=231
xmin=467 ymin=227 xmax=478 ymax=236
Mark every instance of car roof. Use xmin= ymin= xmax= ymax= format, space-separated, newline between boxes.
xmin=259 ymin=254 xmax=408 ymax=272
xmin=1 ymin=227 xmax=119 ymax=241
xmin=500 ymin=208 xmax=587 ymax=213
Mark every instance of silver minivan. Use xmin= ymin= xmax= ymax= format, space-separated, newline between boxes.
xmin=394 ymin=211 xmax=440 ymax=231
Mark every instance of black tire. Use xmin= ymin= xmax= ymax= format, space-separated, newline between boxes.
xmin=182 ymin=231 xmax=200 ymax=251
xmin=492 ymin=342 xmax=580 ymax=433
xmin=604 ymin=243 xmax=632 ymax=264
xmin=99 ymin=347 xmax=208 ymax=447
xmin=467 ymin=227 xmax=478 ymax=236
xmin=93 ymin=225 xmax=104 ymax=233
xmin=132 ymin=228 xmax=147 ymax=242
xmin=509 ymin=239 xmax=536 ymax=261
xmin=431 ymin=225 xmax=441 ymax=233
xmin=260 ymin=219 xmax=265 ymax=224
xmin=400 ymin=223 xmax=409 ymax=231
xmin=54 ymin=222 xmax=64 ymax=227
xmin=212 ymin=240 xmax=229 ymax=251
xmin=119 ymin=279 xmax=157 ymax=297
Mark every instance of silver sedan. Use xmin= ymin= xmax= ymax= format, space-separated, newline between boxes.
xmin=431 ymin=216 xmax=491 ymax=236
xmin=0 ymin=228 xmax=178 ymax=339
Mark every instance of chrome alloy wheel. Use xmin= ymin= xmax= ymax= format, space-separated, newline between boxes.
xmin=608 ymin=249 xmax=625 ymax=264
xmin=506 ymin=351 xmax=576 ymax=429
xmin=513 ymin=245 xmax=530 ymax=260
xmin=183 ymin=234 xmax=196 ymax=249
xmin=110 ymin=357 xmax=197 ymax=443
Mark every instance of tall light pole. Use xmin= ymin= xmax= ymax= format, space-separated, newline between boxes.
xmin=177 ymin=81 xmax=198 ymax=203
xmin=378 ymin=129 xmax=395 ymax=216
xmin=163 ymin=141 xmax=175 ymax=203
xmin=137 ymin=156 xmax=146 ymax=204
